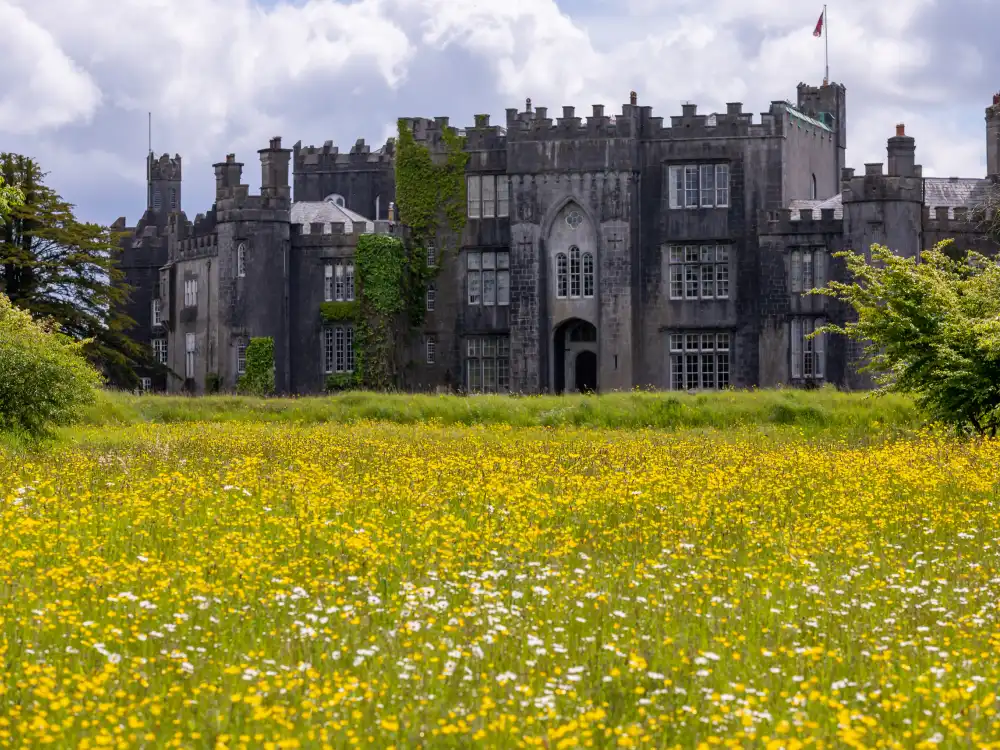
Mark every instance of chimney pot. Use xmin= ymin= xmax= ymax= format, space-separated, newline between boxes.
xmin=896 ymin=123 xmax=905 ymax=137
xmin=629 ymin=91 xmax=637 ymax=105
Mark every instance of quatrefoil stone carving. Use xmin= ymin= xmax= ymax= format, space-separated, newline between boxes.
xmin=566 ymin=211 xmax=583 ymax=229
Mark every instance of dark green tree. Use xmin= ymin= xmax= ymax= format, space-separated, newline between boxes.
xmin=0 ymin=174 xmax=22 ymax=224
xmin=0 ymin=153 xmax=152 ymax=389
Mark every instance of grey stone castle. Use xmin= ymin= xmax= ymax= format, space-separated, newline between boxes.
xmin=115 ymin=80 xmax=1000 ymax=395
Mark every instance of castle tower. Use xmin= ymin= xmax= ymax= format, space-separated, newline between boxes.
xmin=797 ymin=82 xmax=847 ymax=194
xmin=148 ymin=153 xmax=182 ymax=216
xmin=986 ymin=92 xmax=1000 ymax=178
xmin=842 ymin=124 xmax=923 ymax=260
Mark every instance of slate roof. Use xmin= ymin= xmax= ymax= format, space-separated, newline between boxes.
xmin=923 ymin=177 xmax=991 ymax=217
xmin=290 ymin=199 xmax=374 ymax=234
xmin=788 ymin=193 xmax=843 ymax=219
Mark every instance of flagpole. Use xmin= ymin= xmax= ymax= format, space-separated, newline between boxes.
xmin=824 ymin=4 xmax=829 ymax=85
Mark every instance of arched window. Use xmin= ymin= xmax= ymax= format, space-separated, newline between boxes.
xmin=582 ymin=252 xmax=595 ymax=297
xmin=236 ymin=243 xmax=246 ymax=278
xmin=325 ymin=194 xmax=346 ymax=208
xmin=152 ymin=191 xmax=161 ymax=212
xmin=556 ymin=253 xmax=568 ymax=298
xmin=569 ymin=246 xmax=581 ymax=297
xmin=811 ymin=174 xmax=817 ymax=200
xmin=169 ymin=188 xmax=177 ymax=211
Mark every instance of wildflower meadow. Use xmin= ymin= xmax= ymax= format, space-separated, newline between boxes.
xmin=3 ymin=418 xmax=1000 ymax=748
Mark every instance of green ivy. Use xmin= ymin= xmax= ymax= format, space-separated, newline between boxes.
xmin=319 ymin=300 xmax=359 ymax=323
xmin=355 ymin=234 xmax=407 ymax=390
xmin=237 ymin=337 xmax=275 ymax=396
xmin=395 ymin=121 xmax=468 ymax=329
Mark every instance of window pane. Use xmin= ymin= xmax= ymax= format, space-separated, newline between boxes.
xmin=467 ymin=251 xmax=481 ymax=270
xmin=684 ymin=166 xmax=699 ymax=208
xmin=685 ymin=246 xmax=699 ymax=263
xmin=700 ymin=164 xmax=715 ymax=207
xmin=497 ymin=270 xmax=510 ymax=306
xmin=802 ymin=252 xmax=814 ymax=289
xmin=700 ymin=245 xmax=714 ymax=263
xmin=583 ymin=253 xmax=595 ymax=297
xmin=467 ymin=271 xmax=481 ymax=305
xmin=701 ymin=333 xmax=715 ymax=351
xmin=668 ymin=166 xmax=682 ymax=209
xmin=346 ymin=327 xmax=355 ymax=372
xmin=670 ymin=354 xmax=684 ymax=390
xmin=685 ymin=333 xmax=699 ymax=351
xmin=497 ymin=251 xmax=510 ymax=269
xmin=483 ymin=338 xmax=497 ymax=357
xmin=570 ymin=247 xmax=581 ymax=297
xmin=717 ymin=353 xmax=730 ymax=388
xmin=701 ymin=354 xmax=715 ymax=389
xmin=715 ymin=164 xmax=730 ymax=207
xmin=483 ymin=270 xmax=496 ymax=306
xmin=700 ymin=264 xmax=714 ymax=297
xmin=482 ymin=176 xmax=495 ymax=218
xmin=669 ymin=265 xmax=683 ymax=299
xmin=669 ymin=334 xmax=683 ymax=352
xmin=556 ymin=253 xmax=568 ymax=298
xmin=716 ymin=245 xmax=730 ymax=262
xmin=685 ymin=354 xmax=699 ymax=390
xmin=497 ymin=176 xmax=510 ymax=217
xmin=669 ymin=245 xmax=683 ymax=263
xmin=467 ymin=176 xmax=480 ymax=218
xmin=716 ymin=333 xmax=730 ymax=351
xmin=482 ymin=252 xmax=496 ymax=269
xmin=685 ymin=265 xmax=698 ymax=298
xmin=716 ymin=263 xmax=730 ymax=298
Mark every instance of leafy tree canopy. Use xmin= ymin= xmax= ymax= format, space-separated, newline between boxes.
xmin=0 ymin=174 xmax=23 ymax=225
xmin=1 ymin=153 xmax=152 ymax=389
xmin=813 ymin=242 xmax=1000 ymax=436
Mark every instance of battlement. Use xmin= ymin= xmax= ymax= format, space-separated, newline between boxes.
xmin=758 ymin=207 xmax=844 ymax=236
xmin=501 ymin=96 xmax=786 ymax=141
xmin=291 ymin=221 xmax=371 ymax=237
xmin=149 ymin=152 xmax=182 ymax=181
xmin=176 ymin=233 xmax=219 ymax=255
xmin=293 ymin=138 xmax=396 ymax=171
xmin=921 ymin=205 xmax=979 ymax=232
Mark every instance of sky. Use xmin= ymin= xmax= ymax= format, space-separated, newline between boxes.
xmin=1 ymin=0 xmax=997 ymax=225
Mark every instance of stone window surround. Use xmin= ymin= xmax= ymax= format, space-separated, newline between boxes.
xmin=667 ymin=244 xmax=730 ymax=300
xmin=668 ymin=331 xmax=731 ymax=391
xmin=465 ymin=335 xmax=511 ymax=393
xmin=322 ymin=324 xmax=355 ymax=374
xmin=667 ymin=163 xmax=730 ymax=209
xmin=791 ymin=317 xmax=825 ymax=380
xmin=467 ymin=174 xmax=510 ymax=219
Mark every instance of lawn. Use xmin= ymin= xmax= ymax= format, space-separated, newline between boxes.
xmin=2 ymin=397 xmax=1000 ymax=747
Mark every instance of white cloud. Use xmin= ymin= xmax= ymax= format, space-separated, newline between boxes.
xmin=0 ymin=0 xmax=995 ymax=222
xmin=0 ymin=1 xmax=102 ymax=133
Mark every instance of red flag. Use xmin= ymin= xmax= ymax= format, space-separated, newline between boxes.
xmin=813 ymin=11 xmax=824 ymax=37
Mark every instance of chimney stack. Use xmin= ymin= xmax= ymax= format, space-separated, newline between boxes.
xmin=887 ymin=124 xmax=916 ymax=177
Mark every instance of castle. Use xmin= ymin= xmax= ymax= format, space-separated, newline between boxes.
xmin=115 ymin=81 xmax=1000 ymax=395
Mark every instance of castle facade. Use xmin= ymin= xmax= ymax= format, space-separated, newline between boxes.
xmin=115 ymin=81 xmax=1000 ymax=395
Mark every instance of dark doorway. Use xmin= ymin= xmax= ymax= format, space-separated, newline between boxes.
xmin=554 ymin=319 xmax=598 ymax=393
xmin=575 ymin=351 xmax=597 ymax=393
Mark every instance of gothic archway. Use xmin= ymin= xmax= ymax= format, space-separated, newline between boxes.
xmin=554 ymin=318 xmax=598 ymax=394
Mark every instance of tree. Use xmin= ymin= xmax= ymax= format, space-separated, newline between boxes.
xmin=0 ymin=174 xmax=22 ymax=225
xmin=811 ymin=242 xmax=1000 ymax=436
xmin=0 ymin=293 xmax=103 ymax=436
xmin=0 ymin=153 xmax=151 ymax=390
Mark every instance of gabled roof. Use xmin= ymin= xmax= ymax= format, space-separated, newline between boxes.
xmin=788 ymin=193 xmax=843 ymax=219
xmin=290 ymin=198 xmax=374 ymax=233
xmin=923 ymin=177 xmax=991 ymax=217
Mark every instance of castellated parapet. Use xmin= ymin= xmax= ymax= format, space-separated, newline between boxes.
xmin=758 ymin=208 xmax=843 ymax=236
xmin=292 ymin=137 xmax=395 ymax=171
xmin=149 ymin=153 xmax=182 ymax=181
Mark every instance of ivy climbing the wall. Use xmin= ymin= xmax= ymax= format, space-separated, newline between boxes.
xmin=237 ymin=337 xmax=275 ymax=396
xmin=354 ymin=234 xmax=407 ymax=390
xmin=394 ymin=120 xmax=469 ymax=328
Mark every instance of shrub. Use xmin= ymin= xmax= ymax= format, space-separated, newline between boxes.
xmin=0 ymin=293 xmax=103 ymax=435
xmin=237 ymin=337 xmax=275 ymax=396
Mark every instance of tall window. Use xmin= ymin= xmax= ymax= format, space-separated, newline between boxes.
xmin=153 ymin=191 xmax=162 ymax=212
xmin=668 ymin=332 xmax=731 ymax=390
xmin=183 ymin=279 xmax=197 ymax=308
xmin=184 ymin=333 xmax=195 ymax=379
xmin=426 ymin=283 xmax=436 ymax=312
xmin=169 ymin=188 xmax=177 ymax=211
xmin=323 ymin=325 xmax=355 ymax=374
xmin=152 ymin=338 xmax=167 ymax=364
xmin=237 ymin=243 xmax=246 ymax=277
xmin=426 ymin=241 xmax=436 ymax=267
xmin=466 ymin=336 xmax=510 ymax=393
xmin=426 ymin=336 xmax=436 ymax=364
xmin=789 ymin=248 xmax=826 ymax=293
xmin=139 ymin=377 xmax=152 ymax=392
xmin=791 ymin=318 xmax=825 ymax=380
xmin=467 ymin=175 xmax=510 ymax=218
xmin=667 ymin=244 xmax=730 ymax=300
xmin=668 ymin=164 xmax=730 ymax=209
xmin=555 ymin=247 xmax=595 ymax=300
xmin=151 ymin=298 xmax=162 ymax=327
xmin=236 ymin=338 xmax=247 ymax=376
xmin=467 ymin=250 xmax=510 ymax=306
xmin=325 ymin=260 xmax=355 ymax=302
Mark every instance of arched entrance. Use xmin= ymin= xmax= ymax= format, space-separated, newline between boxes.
xmin=554 ymin=319 xmax=598 ymax=394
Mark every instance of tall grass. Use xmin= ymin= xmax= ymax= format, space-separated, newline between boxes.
xmin=82 ymin=387 xmax=919 ymax=436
